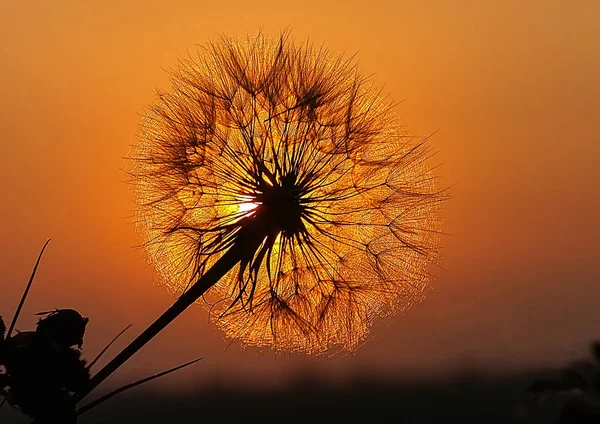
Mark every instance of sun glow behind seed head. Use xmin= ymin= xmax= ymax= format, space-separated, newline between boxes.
xmin=130 ymin=32 xmax=446 ymax=355
xmin=237 ymin=197 xmax=259 ymax=215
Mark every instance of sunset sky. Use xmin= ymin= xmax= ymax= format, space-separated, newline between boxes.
xmin=0 ymin=0 xmax=598 ymax=393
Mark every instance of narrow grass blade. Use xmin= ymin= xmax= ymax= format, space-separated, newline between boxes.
xmin=7 ymin=239 xmax=51 ymax=338
xmin=87 ymin=324 xmax=133 ymax=371
xmin=77 ymin=357 xmax=203 ymax=416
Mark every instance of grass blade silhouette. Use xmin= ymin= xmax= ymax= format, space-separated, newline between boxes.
xmin=7 ymin=239 xmax=51 ymax=338
xmin=76 ymin=357 xmax=203 ymax=416
xmin=86 ymin=324 xmax=133 ymax=371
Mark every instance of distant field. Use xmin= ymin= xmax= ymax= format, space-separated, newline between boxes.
xmin=1 ymin=370 xmax=565 ymax=423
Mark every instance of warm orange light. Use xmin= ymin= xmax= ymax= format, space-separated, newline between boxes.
xmin=131 ymin=32 xmax=445 ymax=355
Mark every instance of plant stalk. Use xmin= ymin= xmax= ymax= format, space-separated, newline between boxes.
xmin=79 ymin=224 xmax=264 ymax=401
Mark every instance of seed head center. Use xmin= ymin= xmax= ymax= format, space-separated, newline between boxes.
xmin=255 ymin=173 xmax=305 ymax=236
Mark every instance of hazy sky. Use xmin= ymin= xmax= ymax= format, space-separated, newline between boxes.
xmin=1 ymin=0 xmax=599 ymax=392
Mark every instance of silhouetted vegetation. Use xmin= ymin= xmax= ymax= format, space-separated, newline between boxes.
xmin=0 ymin=309 xmax=90 ymax=423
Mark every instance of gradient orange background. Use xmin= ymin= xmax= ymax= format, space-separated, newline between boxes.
xmin=1 ymin=0 xmax=598 ymax=391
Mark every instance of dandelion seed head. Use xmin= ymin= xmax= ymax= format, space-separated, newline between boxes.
xmin=130 ymin=32 xmax=445 ymax=355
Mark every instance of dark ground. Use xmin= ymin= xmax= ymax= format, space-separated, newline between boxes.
xmin=0 ymin=369 xmax=572 ymax=423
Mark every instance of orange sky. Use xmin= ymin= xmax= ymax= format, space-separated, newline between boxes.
xmin=1 ymin=0 xmax=599 ymax=391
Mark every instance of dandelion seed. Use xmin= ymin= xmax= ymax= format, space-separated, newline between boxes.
xmin=129 ymin=31 xmax=445 ymax=355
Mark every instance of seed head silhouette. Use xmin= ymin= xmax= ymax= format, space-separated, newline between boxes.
xmin=129 ymin=32 xmax=445 ymax=355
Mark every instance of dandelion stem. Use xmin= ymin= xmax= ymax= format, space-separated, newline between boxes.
xmin=79 ymin=225 xmax=264 ymax=402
